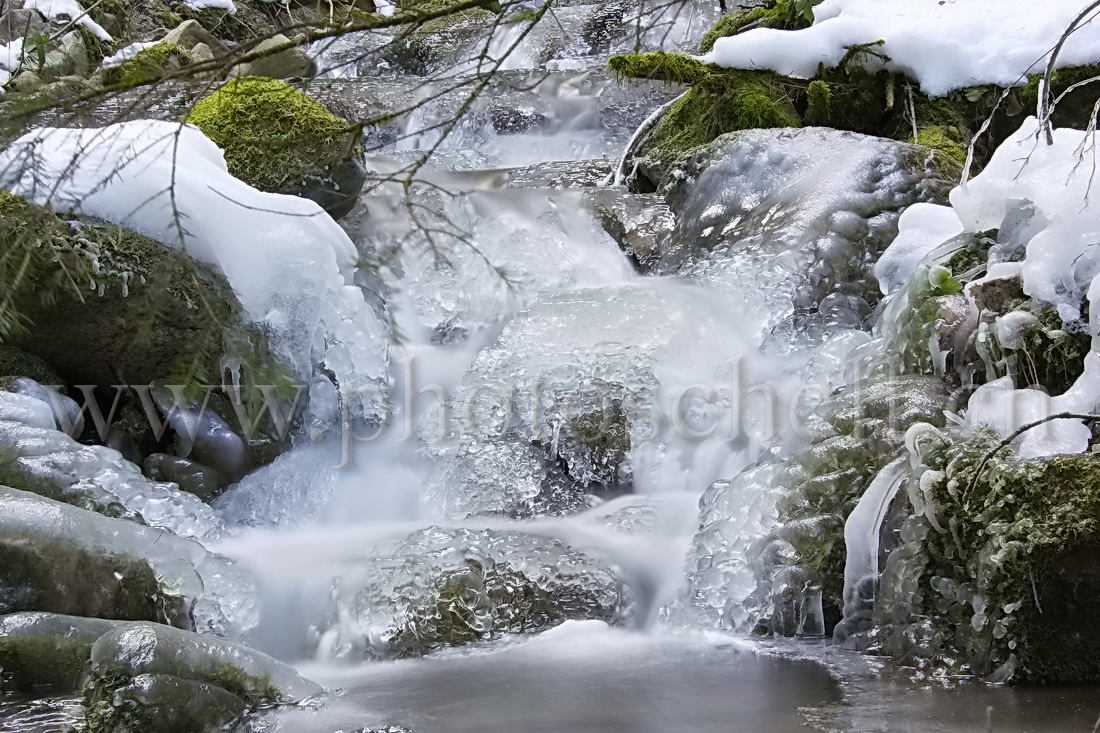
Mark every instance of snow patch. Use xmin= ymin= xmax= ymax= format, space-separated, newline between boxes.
xmin=704 ymin=0 xmax=1100 ymax=96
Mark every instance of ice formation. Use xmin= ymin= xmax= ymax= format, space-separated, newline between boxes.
xmin=0 ymin=487 xmax=255 ymax=639
xmin=0 ymin=121 xmax=388 ymax=421
xmin=315 ymin=526 xmax=631 ymax=659
xmin=659 ymin=127 xmax=951 ymax=344
xmin=0 ymin=387 xmax=225 ymax=542
xmin=704 ymin=0 xmax=1100 ymax=96
xmin=878 ymin=117 xmax=1100 ymax=456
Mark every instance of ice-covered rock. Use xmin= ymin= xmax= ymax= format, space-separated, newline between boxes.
xmin=316 ymin=526 xmax=632 ymax=659
xmin=0 ymin=121 xmax=389 ymax=423
xmin=425 ymin=280 xmax=762 ymax=518
xmin=0 ymin=487 xmax=255 ymax=639
xmin=84 ymin=622 xmax=321 ymax=733
xmin=0 ymin=612 xmax=124 ymax=693
xmin=658 ymin=127 xmax=953 ymax=346
xmin=0 ymin=389 xmax=226 ymax=541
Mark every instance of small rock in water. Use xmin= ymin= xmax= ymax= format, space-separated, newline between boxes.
xmin=143 ymin=453 xmax=228 ymax=501
xmin=317 ymin=526 xmax=633 ymax=659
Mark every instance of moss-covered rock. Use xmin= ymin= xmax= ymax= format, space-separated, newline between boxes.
xmin=0 ymin=612 xmax=122 ymax=694
xmin=0 ymin=190 xmax=250 ymax=392
xmin=82 ymin=621 xmax=320 ymax=731
xmin=186 ymin=76 xmax=364 ymax=216
xmin=0 ymin=345 xmax=63 ymax=387
xmin=100 ymin=42 xmax=191 ymax=87
xmin=0 ymin=486 xmax=197 ymax=627
xmin=85 ymin=673 xmax=248 ymax=733
xmin=609 ymin=52 xmax=799 ymax=186
xmin=340 ymin=527 xmax=632 ymax=658
xmin=874 ymin=434 xmax=1100 ymax=683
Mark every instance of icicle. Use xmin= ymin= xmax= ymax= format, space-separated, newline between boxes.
xmin=834 ymin=456 xmax=909 ymax=645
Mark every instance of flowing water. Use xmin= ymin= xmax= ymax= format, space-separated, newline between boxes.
xmin=5 ymin=2 xmax=1100 ymax=732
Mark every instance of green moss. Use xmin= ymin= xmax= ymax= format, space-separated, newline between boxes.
xmin=0 ymin=539 xmax=186 ymax=625
xmin=610 ymin=55 xmax=799 ymax=179
xmin=77 ymin=26 xmax=110 ymax=67
xmin=876 ymin=437 xmax=1100 ymax=682
xmin=608 ymin=51 xmax=713 ymax=86
xmin=207 ymin=661 xmax=279 ymax=705
xmin=911 ymin=125 xmax=968 ymax=166
xmin=805 ymin=79 xmax=832 ymax=123
xmin=699 ymin=7 xmax=776 ymax=53
xmin=0 ymin=635 xmax=92 ymax=693
xmin=652 ymin=76 xmax=798 ymax=167
xmin=186 ymin=76 xmax=361 ymax=194
xmin=100 ymin=42 xmax=191 ymax=87
xmin=1020 ymin=64 xmax=1100 ymax=130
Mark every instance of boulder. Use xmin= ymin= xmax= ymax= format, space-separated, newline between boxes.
xmin=161 ymin=19 xmax=228 ymax=56
xmin=84 ymin=621 xmax=321 ymax=732
xmin=0 ymin=9 xmax=38 ymax=43
xmin=186 ymin=77 xmax=365 ymax=218
xmin=40 ymin=30 xmax=87 ymax=79
xmin=321 ymin=527 xmax=632 ymax=658
xmin=0 ymin=486 xmax=254 ymax=638
xmin=230 ymin=33 xmax=314 ymax=79
xmin=0 ymin=611 xmax=123 ymax=693
xmin=0 ymin=190 xmax=247 ymax=392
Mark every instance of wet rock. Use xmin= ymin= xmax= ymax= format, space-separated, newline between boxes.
xmin=320 ymin=527 xmax=632 ymax=659
xmin=0 ymin=612 xmax=122 ymax=694
xmin=231 ymin=33 xmax=315 ymax=79
xmin=143 ymin=454 xmax=227 ymax=501
xmin=0 ymin=486 xmax=189 ymax=625
xmin=83 ymin=622 xmax=320 ymax=731
xmin=488 ymin=105 xmax=548 ymax=134
xmin=0 ymin=485 xmax=254 ymax=638
xmin=584 ymin=189 xmax=674 ymax=267
xmin=148 ymin=382 xmax=250 ymax=482
xmin=87 ymin=622 xmax=320 ymax=702
xmin=86 ymin=674 xmax=248 ymax=733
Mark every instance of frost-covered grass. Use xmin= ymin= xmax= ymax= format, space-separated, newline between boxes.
xmin=704 ymin=0 xmax=1100 ymax=96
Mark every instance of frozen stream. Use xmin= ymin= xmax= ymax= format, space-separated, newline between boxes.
xmin=5 ymin=2 xmax=1100 ymax=732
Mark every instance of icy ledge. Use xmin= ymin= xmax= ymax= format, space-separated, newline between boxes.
xmin=703 ymin=0 xmax=1100 ymax=96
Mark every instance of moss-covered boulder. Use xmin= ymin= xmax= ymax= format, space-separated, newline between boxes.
xmin=873 ymin=433 xmax=1100 ymax=683
xmin=328 ymin=527 xmax=632 ymax=658
xmin=186 ymin=76 xmax=365 ymax=218
xmin=0 ymin=190 xmax=248 ymax=392
xmin=100 ymin=42 xmax=192 ymax=87
xmin=0 ymin=486 xmax=189 ymax=625
xmin=0 ymin=612 xmax=123 ymax=694
xmin=83 ymin=622 xmax=321 ymax=732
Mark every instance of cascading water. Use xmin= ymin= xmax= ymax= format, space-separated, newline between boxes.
xmin=9 ymin=1 xmax=1100 ymax=731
